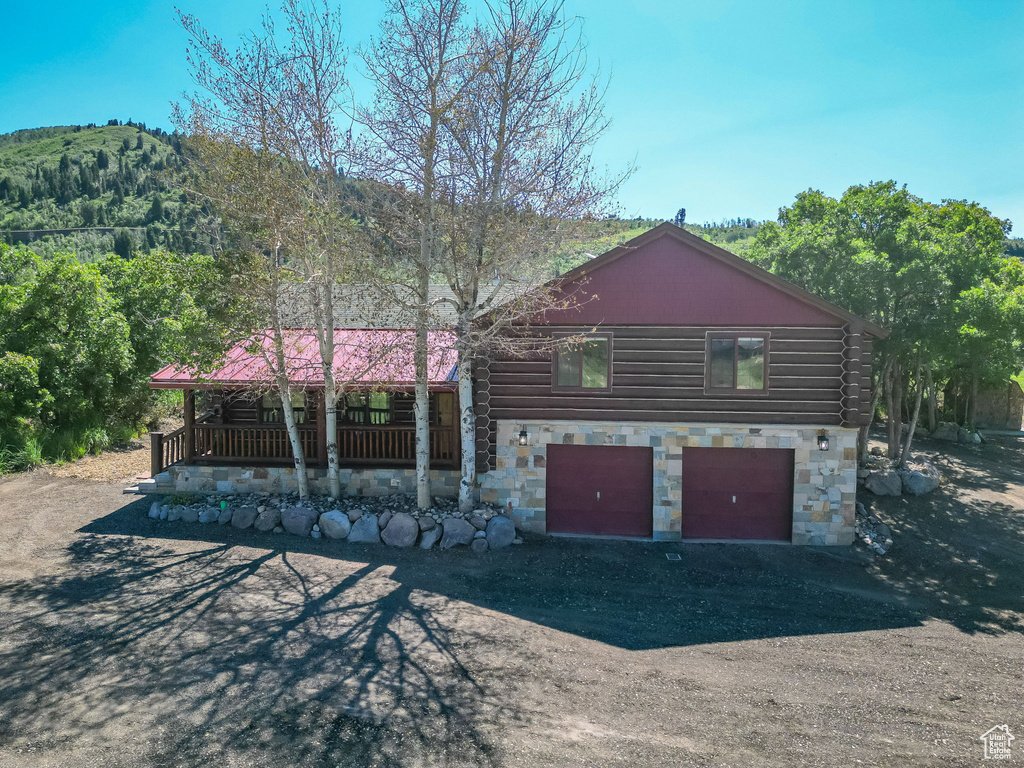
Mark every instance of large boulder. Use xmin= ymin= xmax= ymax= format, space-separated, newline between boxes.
xmin=379 ymin=510 xmax=393 ymax=530
xmin=179 ymin=506 xmax=200 ymax=523
xmin=198 ymin=506 xmax=220 ymax=524
xmin=930 ymin=422 xmax=960 ymax=442
xmin=348 ymin=514 xmax=381 ymax=544
xmin=902 ymin=465 xmax=941 ymax=496
xmin=282 ymin=506 xmax=318 ymax=537
xmin=381 ymin=512 xmax=419 ymax=547
xmin=419 ymin=526 xmax=442 ymax=549
xmin=148 ymin=501 xmax=161 ymax=519
xmin=167 ymin=505 xmax=184 ymax=522
xmin=485 ymin=515 xmax=516 ymax=549
xmin=254 ymin=506 xmax=282 ymax=532
xmin=440 ymin=518 xmax=476 ymax=550
xmin=319 ymin=510 xmax=351 ymax=540
xmin=217 ymin=506 xmax=233 ymax=525
xmin=864 ymin=470 xmax=902 ymax=496
xmin=231 ymin=505 xmax=258 ymax=529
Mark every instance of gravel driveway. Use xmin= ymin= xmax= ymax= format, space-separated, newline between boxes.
xmin=0 ymin=435 xmax=1021 ymax=767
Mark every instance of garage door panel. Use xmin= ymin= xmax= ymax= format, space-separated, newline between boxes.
xmin=546 ymin=445 xmax=653 ymax=537
xmin=681 ymin=447 xmax=793 ymax=541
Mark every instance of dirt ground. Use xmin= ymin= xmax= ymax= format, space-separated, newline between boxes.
xmin=0 ymin=434 xmax=1021 ymax=767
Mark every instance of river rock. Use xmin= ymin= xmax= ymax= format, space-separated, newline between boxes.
xmin=418 ymin=516 xmax=436 ymax=531
xmin=179 ymin=506 xmax=200 ymax=523
xmin=231 ymin=505 xmax=258 ymax=529
xmin=347 ymin=508 xmax=363 ymax=523
xmin=282 ymin=506 xmax=318 ymax=537
xmin=419 ymin=526 xmax=442 ymax=549
xmin=379 ymin=510 xmax=393 ymax=529
xmin=471 ymin=537 xmax=489 ymax=553
xmin=441 ymin=518 xmax=475 ymax=549
xmin=469 ymin=516 xmax=487 ymax=530
xmin=159 ymin=505 xmax=169 ymax=520
xmin=485 ymin=515 xmax=516 ymax=548
xmin=864 ymin=470 xmax=902 ymax=496
xmin=167 ymin=505 xmax=183 ymax=522
xmin=319 ymin=510 xmax=351 ymax=539
xmin=198 ymin=506 xmax=220 ymax=524
xmin=254 ymin=506 xmax=282 ymax=532
xmin=348 ymin=514 xmax=381 ymax=544
xmin=148 ymin=501 xmax=161 ymax=519
xmin=930 ymin=422 xmax=960 ymax=442
xmin=902 ymin=466 xmax=940 ymax=496
xmin=381 ymin=512 xmax=419 ymax=547
xmin=217 ymin=506 xmax=233 ymax=525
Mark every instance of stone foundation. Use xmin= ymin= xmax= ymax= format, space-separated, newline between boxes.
xmin=479 ymin=420 xmax=858 ymax=545
xmin=144 ymin=463 xmax=465 ymax=498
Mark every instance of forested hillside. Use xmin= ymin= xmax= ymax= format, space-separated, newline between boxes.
xmin=0 ymin=122 xmax=213 ymax=260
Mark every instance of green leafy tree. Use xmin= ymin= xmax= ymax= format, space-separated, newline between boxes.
xmin=750 ymin=182 xmax=1014 ymax=462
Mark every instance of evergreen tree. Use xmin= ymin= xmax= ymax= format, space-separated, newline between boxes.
xmin=0 ymin=177 xmax=11 ymax=200
xmin=135 ymin=133 xmax=144 ymax=150
xmin=59 ymin=153 xmax=71 ymax=174
xmin=96 ymin=149 xmax=109 ymax=170
xmin=18 ymin=186 xmax=30 ymax=208
xmin=113 ymin=228 xmax=133 ymax=258
xmin=673 ymin=207 xmax=686 ymax=227
xmin=147 ymin=196 xmax=164 ymax=223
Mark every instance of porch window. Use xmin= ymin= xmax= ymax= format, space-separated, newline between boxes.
xmin=705 ymin=333 xmax=769 ymax=393
xmin=345 ymin=391 xmax=392 ymax=424
xmin=260 ymin=391 xmax=307 ymax=424
xmin=554 ymin=335 xmax=611 ymax=390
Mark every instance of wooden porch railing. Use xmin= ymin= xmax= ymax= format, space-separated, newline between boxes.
xmin=337 ymin=424 xmax=458 ymax=466
xmin=150 ymin=422 xmax=458 ymax=473
xmin=150 ymin=425 xmax=186 ymax=477
xmin=193 ymin=424 xmax=319 ymax=464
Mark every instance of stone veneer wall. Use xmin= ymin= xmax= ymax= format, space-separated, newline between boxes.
xmin=479 ymin=420 xmax=859 ymax=545
xmin=148 ymin=463 xmax=464 ymax=498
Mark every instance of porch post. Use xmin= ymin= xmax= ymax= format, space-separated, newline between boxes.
xmin=183 ymin=388 xmax=195 ymax=462
xmin=316 ymin=390 xmax=328 ymax=467
xmin=150 ymin=432 xmax=164 ymax=477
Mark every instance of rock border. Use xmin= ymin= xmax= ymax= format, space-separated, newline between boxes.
xmin=147 ymin=492 xmax=522 ymax=551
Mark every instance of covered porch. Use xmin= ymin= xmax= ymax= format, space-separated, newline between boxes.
xmin=148 ymin=328 xmax=461 ymax=477
xmin=149 ymin=387 xmax=459 ymax=476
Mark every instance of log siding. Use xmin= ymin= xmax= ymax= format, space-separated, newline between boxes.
xmin=488 ymin=325 xmax=855 ymax=429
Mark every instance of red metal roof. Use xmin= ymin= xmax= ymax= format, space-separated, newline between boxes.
xmin=150 ymin=329 xmax=457 ymax=389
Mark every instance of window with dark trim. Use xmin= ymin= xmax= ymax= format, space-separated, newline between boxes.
xmin=553 ymin=335 xmax=612 ymax=390
xmin=705 ymin=333 xmax=769 ymax=393
xmin=344 ymin=391 xmax=393 ymax=424
xmin=260 ymin=391 xmax=308 ymax=424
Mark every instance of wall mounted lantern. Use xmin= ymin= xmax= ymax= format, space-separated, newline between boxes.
xmin=518 ymin=429 xmax=529 ymax=446
xmin=817 ymin=430 xmax=830 ymax=452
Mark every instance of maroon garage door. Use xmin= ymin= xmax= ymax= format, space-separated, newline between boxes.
xmin=546 ymin=445 xmax=653 ymax=537
xmin=680 ymin=447 xmax=794 ymax=541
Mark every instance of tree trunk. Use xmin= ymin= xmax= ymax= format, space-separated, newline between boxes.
xmin=899 ymin=361 xmax=924 ymax=468
xmin=968 ymin=372 xmax=979 ymax=429
xmin=277 ymin=384 xmax=310 ymax=500
xmin=885 ymin=359 xmax=903 ymax=460
xmin=924 ymin=362 xmax=937 ymax=433
xmin=324 ymin=378 xmax=341 ymax=499
xmin=414 ymin=266 xmax=432 ymax=509
xmin=858 ymin=357 xmax=889 ymax=461
xmin=456 ymin=341 xmax=476 ymax=513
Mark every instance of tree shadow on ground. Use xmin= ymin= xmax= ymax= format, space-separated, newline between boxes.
xmin=1 ymin=434 xmax=1021 ymax=765
xmin=0 ymin=530 xmax=515 ymax=766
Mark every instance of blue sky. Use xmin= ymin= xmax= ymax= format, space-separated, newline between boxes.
xmin=2 ymin=0 xmax=1022 ymax=230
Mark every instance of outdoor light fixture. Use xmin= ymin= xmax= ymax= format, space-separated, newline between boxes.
xmin=518 ymin=429 xmax=529 ymax=446
xmin=817 ymin=430 xmax=830 ymax=452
